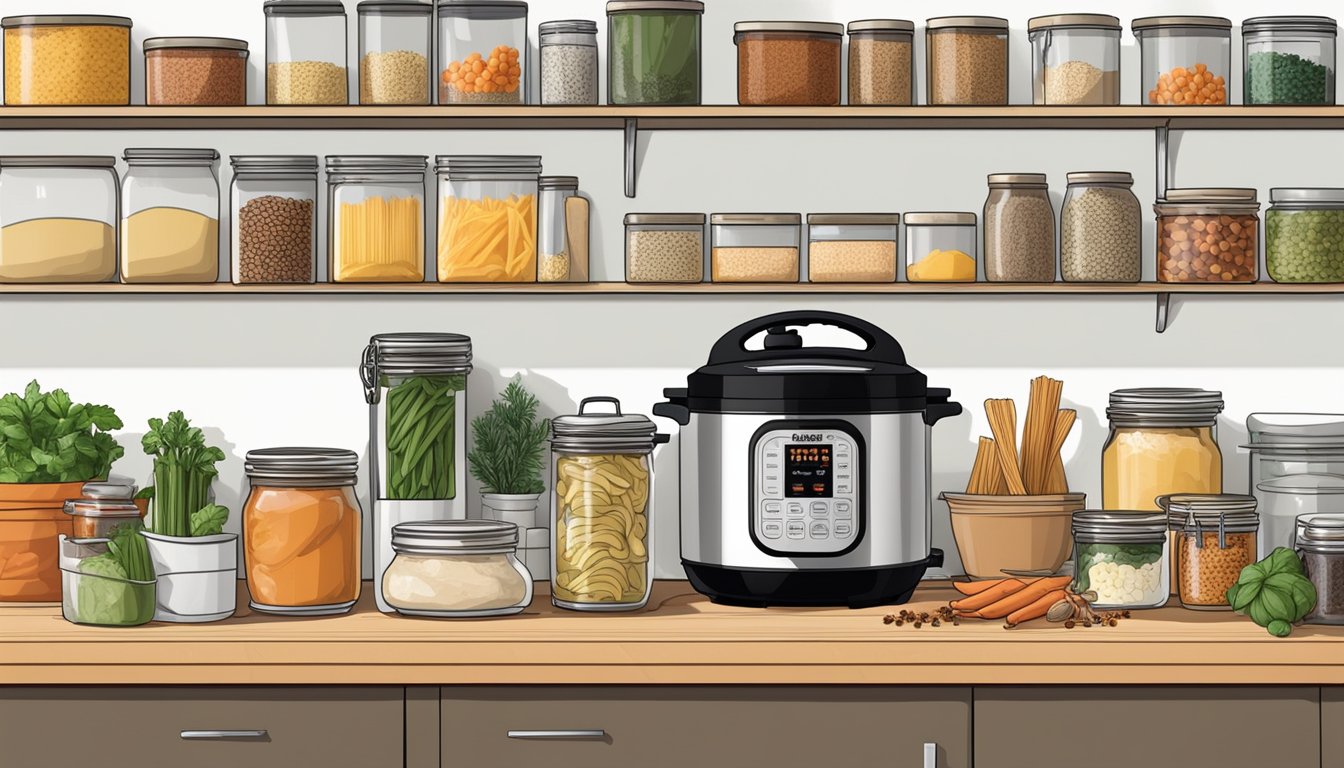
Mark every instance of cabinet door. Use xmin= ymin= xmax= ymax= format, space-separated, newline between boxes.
xmin=1321 ymin=687 xmax=1344 ymax=767
xmin=975 ymin=686 xmax=1319 ymax=768
xmin=0 ymin=686 xmax=404 ymax=768
xmin=442 ymin=685 xmax=970 ymax=768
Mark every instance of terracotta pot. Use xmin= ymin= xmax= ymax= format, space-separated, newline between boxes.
xmin=0 ymin=482 xmax=85 ymax=602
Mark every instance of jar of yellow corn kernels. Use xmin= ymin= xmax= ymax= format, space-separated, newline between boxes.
xmin=2 ymin=15 xmax=132 ymax=105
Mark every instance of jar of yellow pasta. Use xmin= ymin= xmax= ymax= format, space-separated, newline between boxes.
xmin=326 ymin=155 xmax=427 ymax=283
xmin=550 ymin=396 xmax=666 ymax=611
xmin=436 ymin=155 xmax=541 ymax=282
xmin=2 ymin=15 xmax=132 ymax=105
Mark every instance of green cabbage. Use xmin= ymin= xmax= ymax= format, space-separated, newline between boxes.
xmin=75 ymin=554 xmax=147 ymax=626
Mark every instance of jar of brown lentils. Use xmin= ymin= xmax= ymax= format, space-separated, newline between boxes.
xmin=1163 ymin=494 xmax=1259 ymax=610
xmin=230 ymin=155 xmax=319 ymax=285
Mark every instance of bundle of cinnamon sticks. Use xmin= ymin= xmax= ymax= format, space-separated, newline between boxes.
xmin=966 ymin=376 xmax=1076 ymax=495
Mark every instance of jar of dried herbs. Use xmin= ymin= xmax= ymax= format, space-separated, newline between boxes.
xmin=1297 ymin=513 xmax=1344 ymax=624
xmin=1164 ymin=494 xmax=1259 ymax=610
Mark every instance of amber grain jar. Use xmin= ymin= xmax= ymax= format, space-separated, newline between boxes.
xmin=1164 ymin=494 xmax=1258 ymax=610
xmin=733 ymin=21 xmax=843 ymax=106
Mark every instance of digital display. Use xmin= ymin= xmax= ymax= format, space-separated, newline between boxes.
xmin=786 ymin=444 xmax=832 ymax=498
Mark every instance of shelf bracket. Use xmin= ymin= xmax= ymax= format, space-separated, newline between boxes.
xmin=624 ymin=118 xmax=637 ymax=198
xmin=1155 ymin=124 xmax=1171 ymax=197
xmin=1156 ymin=293 xmax=1171 ymax=333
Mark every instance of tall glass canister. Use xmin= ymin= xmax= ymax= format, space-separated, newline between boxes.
xmin=361 ymin=333 xmax=473 ymax=613
xmin=437 ymin=1 xmax=528 ymax=104
xmin=538 ymin=175 xmax=589 ymax=283
xmin=121 ymin=148 xmax=220 ymax=284
xmin=540 ymin=20 xmax=599 ymax=105
xmin=358 ymin=1 xmax=432 ymax=104
xmin=264 ymin=0 xmax=349 ymax=104
xmin=230 ymin=155 xmax=318 ymax=284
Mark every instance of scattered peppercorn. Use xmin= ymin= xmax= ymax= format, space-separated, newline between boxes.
xmin=1064 ymin=620 xmax=1076 ymax=629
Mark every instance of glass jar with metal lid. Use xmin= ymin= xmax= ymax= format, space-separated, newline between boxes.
xmin=984 ymin=173 xmax=1054 ymax=283
xmin=1257 ymin=474 xmax=1344 ymax=560
xmin=382 ymin=520 xmax=532 ymax=617
xmin=540 ymin=20 xmax=598 ymax=105
xmin=1027 ymin=14 xmax=1121 ymax=105
xmin=243 ymin=448 xmax=363 ymax=616
xmin=0 ymin=156 xmax=119 ymax=284
xmin=144 ymin=37 xmax=248 ymax=106
xmin=734 ymin=22 xmax=843 ymax=106
xmin=1132 ymin=16 xmax=1231 ymax=105
xmin=711 ymin=213 xmax=801 ymax=283
xmin=847 ymin=20 xmax=913 ymax=106
xmin=551 ymin=397 xmax=665 ymax=611
xmin=358 ymin=1 xmax=432 ymax=105
xmin=2 ymin=15 xmax=132 ymax=105
xmin=905 ymin=212 xmax=977 ymax=282
xmin=120 ymin=148 xmax=220 ymax=284
xmin=926 ymin=16 xmax=1009 ymax=105
xmin=1246 ymin=413 xmax=1344 ymax=497
xmin=625 ymin=213 xmax=704 ymax=283
xmin=437 ymin=0 xmax=528 ymax=105
xmin=538 ymin=175 xmax=589 ymax=283
xmin=1061 ymin=171 xmax=1141 ymax=283
xmin=1266 ymin=188 xmax=1344 ymax=283
xmin=1297 ymin=513 xmax=1344 ymax=624
xmin=264 ymin=0 xmax=349 ymax=105
xmin=231 ymin=155 xmax=319 ymax=285
xmin=327 ymin=155 xmax=427 ymax=283
xmin=806 ymin=213 xmax=899 ymax=283
xmin=1162 ymin=494 xmax=1259 ymax=610
xmin=1243 ymin=16 xmax=1337 ymax=105
xmin=436 ymin=155 xmax=541 ymax=282
xmin=360 ymin=333 xmax=472 ymax=613
xmin=1155 ymin=188 xmax=1259 ymax=283
xmin=1103 ymin=388 xmax=1225 ymax=511
xmin=64 ymin=482 xmax=145 ymax=540
xmin=607 ymin=1 xmax=703 ymax=105
xmin=1072 ymin=511 xmax=1170 ymax=609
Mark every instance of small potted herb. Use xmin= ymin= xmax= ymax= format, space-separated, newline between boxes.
xmin=468 ymin=378 xmax=550 ymax=529
xmin=138 ymin=411 xmax=236 ymax=623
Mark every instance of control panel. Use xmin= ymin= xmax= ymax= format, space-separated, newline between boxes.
xmin=752 ymin=426 xmax=861 ymax=555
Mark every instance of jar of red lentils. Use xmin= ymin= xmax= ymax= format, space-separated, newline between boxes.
xmin=1154 ymin=188 xmax=1260 ymax=283
xmin=1162 ymin=494 xmax=1259 ymax=610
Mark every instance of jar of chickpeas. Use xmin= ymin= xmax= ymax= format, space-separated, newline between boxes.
xmin=1132 ymin=16 xmax=1232 ymax=105
xmin=2 ymin=15 xmax=132 ymax=105
xmin=1154 ymin=188 xmax=1260 ymax=283
xmin=437 ymin=0 xmax=528 ymax=104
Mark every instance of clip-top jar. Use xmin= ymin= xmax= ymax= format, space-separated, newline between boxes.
xmin=231 ymin=155 xmax=319 ymax=285
xmin=1243 ymin=16 xmax=1337 ymax=105
xmin=382 ymin=520 xmax=533 ymax=617
xmin=327 ymin=155 xmax=427 ymax=283
xmin=1297 ymin=513 xmax=1344 ymax=624
xmin=121 ymin=148 xmax=220 ymax=284
xmin=1163 ymin=494 xmax=1259 ymax=610
xmin=264 ymin=0 xmax=349 ymax=104
xmin=1072 ymin=511 xmax=1170 ymax=609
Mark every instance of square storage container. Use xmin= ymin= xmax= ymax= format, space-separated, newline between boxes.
xmin=1133 ymin=16 xmax=1231 ymax=105
xmin=1244 ymin=16 xmax=1337 ymax=105
xmin=710 ymin=214 xmax=801 ymax=283
xmin=358 ymin=1 xmax=433 ymax=105
xmin=1155 ymin=188 xmax=1259 ymax=283
xmin=540 ymin=20 xmax=599 ymax=105
xmin=904 ymin=212 xmax=977 ymax=282
xmin=436 ymin=155 xmax=541 ymax=282
xmin=624 ymin=213 xmax=704 ymax=283
xmin=847 ymin=19 xmax=914 ymax=106
xmin=1027 ymin=14 xmax=1121 ymax=105
xmin=1267 ymin=188 xmax=1344 ymax=282
xmin=2 ymin=15 xmax=132 ymax=105
xmin=437 ymin=0 xmax=527 ymax=105
xmin=265 ymin=0 xmax=349 ymax=105
xmin=806 ymin=214 xmax=898 ymax=283
xmin=231 ymin=155 xmax=319 ymax=285
xmin=144 ymin=37 xmax=249 ymax=106
xmin=926 ymin=16 xmax=1008 ymax=105
xmin=121 ymin=148 xmax=221 ymax=284
xmin=327 ymin=155 xmax=427 ymax=283
xmin=734 ymin=21 xmax=843 ymax=106
xmin=607 ymin=1 xmax=703 ymax=105
xmin=0 ymin=156 xmax=118 ymax=284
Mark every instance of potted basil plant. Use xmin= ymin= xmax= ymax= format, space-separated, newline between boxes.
xmin=138 ymin=411 xmax=236 ymax=623
xmin=468 ymin=378 xmax=550 ymax=529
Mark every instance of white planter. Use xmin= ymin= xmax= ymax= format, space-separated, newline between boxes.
xmin=140 ymin=531 xmax=238 ymax=623
xmin=480 ymin=492 xmax=542 ymax=530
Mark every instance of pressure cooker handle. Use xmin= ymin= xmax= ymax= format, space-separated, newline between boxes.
xmin=924 ymin=387 xmax=963 ymax=427
xmin=706 ymin=310 xmax=907 ymax=364
xmin=653 ymin=388 xmax=691 ymax=426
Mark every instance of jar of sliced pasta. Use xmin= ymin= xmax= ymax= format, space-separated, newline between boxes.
xmin=550 ymin=397 xmax=666 ymax=611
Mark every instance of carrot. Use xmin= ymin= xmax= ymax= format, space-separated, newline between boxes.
xmin=949 ymin=579 xmax=1025 ymax=612
xmin=1004 ymin=589 xmax=1067 ymax=628
xmin=971 ymin=576 xmax=1073 ymax=620
xmin=952 ymin=579 xmax=1008 ymax=597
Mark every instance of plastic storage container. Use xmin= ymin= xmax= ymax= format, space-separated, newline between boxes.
xmin=230 ymin=155 xmax=319 ymax=285
xmin=926 ymin=16 xmax=1009 ymax=105
xmin=847 ymin=19 xmax=914 ymax=106
xmin=734 ymin=22 xmax=843 ymax=106
xmin=358 ymin=1 xmax=432 ymax=105
xmin=540 ymin=20 xmax=598 ymax=105
xmin=1071 ymin=511 xmax=1170 ymax=609
xmin=1298 ymin=513 xmax=1344 ymax=624
xmin=1246 ymin=413 xmax=1344 ymax=495
xmin=2 ymin=15 xmax=132 ymax=105
xmin=1243 ymin=16 xmax=1337 ymax=105
xmin=710 ymin=214 xmax=801 ymax=283
xmin=1155 ymin=188 xmax=1260 ymax=283
xmin=806 ymin=214 xmax=899 ymax=283
xmin=1061 ymin=171 xmax=1141 ymax=282
xmin=550 ymin=397 xmax=662 ymax=611
xmin=327 ymin=155 xmax=427 ymax=283
xmin=120 ymin=148 xmax=220 ymax=284
xmin=1103 ymin=388 xmax=1225 ymax=511
xmin=984 ymin=173 xmax=1055 ymax=283
xmin=59 ymin=535 xmax=155 ymax=627
xmin=0 ymin=156 xmax=118 ymax=284
xmin=1266 ymin=188 xmax=1344 ymax=283
xmin=436 ymin=155 xmax=540 ymax=282
xmin=382 ymin=520 xmax=532 ymax=617
xmin=1255 ymin=474 xmax=1344 ymax=560
xmin=265 ymin=0 xmax=349 ymax=105
xmin=904 ymin=212 xmax=977 ymax=282
xmin=1164 ymin=494 xmax=1259 ymax=610
xmin=607 ymin=1 xmax=703 ymax=105
xmin=437 ymin=0 xmax=527 ymax=104
xmin=1028 ymin=14 xmax=1121 ymax=105
xmin=63 ymin=482 xmax=144 ymax=540
xmin=624 ymin=213 xmax=704 ymax=283
xmin=538 ymin=175 xmax=589 ymax=283
xmin=1133 ymin=16 xmax=1231 ymax=105
xmin=144 ymin=37 xmax=248 ymax=106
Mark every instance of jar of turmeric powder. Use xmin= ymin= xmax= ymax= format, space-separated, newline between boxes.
xmin=243 ymin=447 xmax=362 ymax=616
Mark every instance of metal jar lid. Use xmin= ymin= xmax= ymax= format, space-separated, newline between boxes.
xmin=607 ymin=1 xmax=704 ymax=14
xmin=391 ymin=519 xmax=519 ymax=556
xmin=361 ymin=333 xmax=473 ymax=404
xmin=1243 ymin=16 xmax=1338 ymax=36
xmin=244 ymin=447 xmax=360 ymax=487
xmin=1107 ymin=387 xmax=1225 ymax=428
xmin=327 ymin=155 xmax=427 ymax=173
xmin=540 ymin=19 xmax=598 ymax=36
xmin=1162 ymin=494 xmax=1259 ymax=532
xmin=357 ymin=1 xmax=434 ymax=16
xmin=625 ymin=213 xmax=704 ymax=226
xmin=143 ymin=37 xmax=249 ymax=52
xmin=1270 ymin=188 xmax=1344 ymax=204
xmin=0 ymin=156 xmax=116 ymax=168
xmin=710 ymin=213 xmax=801 ymax=226
xmin=734 ymin=21 xmax=845 ymax=37
xmin=539 ymin=175 xmax=579 ymax=190
xmin=231 ymin=155 xmax=319 ymax=174
xmin=124 ymin=148 xmax=219 ymax=166
xmin=987 ymin=173 xmax=1048 ymax=188
xmin=263 ymin=1 xmax=347 ymax=17
xmin=437 ymin=1 xmax=528 ymax=20
xmin=807 ymin=213 xmax=899 ymax=226
xmin=1066 ymin=171 xmax=1133 ymax=186
xmin=1028 ymin=14 xmax=1121 ymax=32
xmin=1132 ymin=16 xmax=1232 ymax=32
xmin=926 ymin=16 xmax=1009 ymax=31
xmin=1 ymin=15 xmax=132 ymax=28
xmin=551 ymin=397 xmax=660 ymax=454
xmin=1297 ymin=513 xmax=1344 ymax=554
xmin=435 ymin=155 xmax=542 ymax=181
xmin=1072 ymin=510 xmax=1169 ymax=542
xmin=64 ymin=481 xmax=141 ymax=518
xmin=1163 ymin=187 xmax=1258 ymax=204
xmin=847 ymin=19 xmax=914 ymax=34
xmin=903 ymin=211 xmax=976 ymax=226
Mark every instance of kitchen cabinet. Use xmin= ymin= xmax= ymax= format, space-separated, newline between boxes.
xmin=1322 ymin=688 xmax=1344 ymax=767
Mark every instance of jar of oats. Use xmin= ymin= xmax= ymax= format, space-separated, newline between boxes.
xmin=625 ymin=213 xmax=704 ymax=283
xmin=925 ymin=16 xmax=1008 ymax=105
xmin=710 ymin=213 xmax=801 ymax=283
xmin=847 ymin=19 xmax=914 ymax=105
xmin=2 ymin=15 xmax=132 ymax=105
xmin=1163 ymin=494 xmax=1259 ymax=610
xmin=806 ymin=213 xmax=899 ymax=283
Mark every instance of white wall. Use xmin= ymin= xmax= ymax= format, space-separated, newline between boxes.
xmin=3 ymin=0 xmax=1343 ymax=579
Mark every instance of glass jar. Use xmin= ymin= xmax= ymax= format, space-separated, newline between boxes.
xmin=1027 ymin=14 xmax=1121 ymax=105
xmin=806 ymin=214 xmax=899 ymax=283
xmin=1266 ymin=188 xmax=1344 ymax=283
xmin=1133 ymin=16 xmax=1231 ymax=105
xmin=550 ymin=397 xmax=662 ymax=611
xmin=1061 ymin=171 xmax=1141 ymax=283
xmin=120 ymin=148 xmax=220 ymax=284
xmin=63 ymin=482 xmax=143 ymax=540
xmin=926 ymin=16 xmax=1009 ymax=105
xmin=710 ymin=213 xmax=801 ymax=283
xmin=265 ymin=0 xmax=349 ymax=105
xmin=538 ymin=176 xmax=589 ymax=283
xmin=59 ymin=535 xmax=155 ymax=627
xmin=1246 ymin=413 xmax=1344 ymax=494
xmin=984 ymin=173 xmax=1054 ymax=283
xmin=358 ymin=1 xmax=432 ymax=105
xmin=327 ymin=155 xmax=427 ymax=283
xmin=0 ymin=156 xmax=118 ymax=284
xmin=1297 ymin=513 xmax=1344 ymax=624
xmin=1255 ymin=475 xmax=1344 ymax=561
xmin=847 ymin=20 xmax=914 ymax=106
xmin=734 ymin=22 xmax=843 ymax=106
xmin=1155 ymin=188 xmax=1259 ymax=283
xmin=1103 ymin=388 xmax=1225 ymax=511
xmin=231 ymin=155 xmax=318 ymax=285
xmin=1163 ymin=494 xmax=1259 ymax=610
xmin=607 ymin=1 xmax=703 ymax=105
xmin=383 ymin=520 xmax=532 ymax=617
xmin=540 ymin=20 xmax=598 ymax=105
xmin=144 ymin=37 xmax=248 ymax=106
xmin=2 ymin=15 xmax=132 ymax=105
xmin=436 ymin=155 xmax=541 ymax=282
xmin=437 ymin=0 xmax=527 ymax=105
xmin=1243 ymin=16 xmax=1337 ymax=105
xmin=625 ymin=213 xmax=704 ymax=283
xmin=1071 ymin=511 xmax=1170 ymax=609
xmin=904 ymin=212 xmax=977 ymax=282
xmin=360 ymin=333 xmax=472 ymax=614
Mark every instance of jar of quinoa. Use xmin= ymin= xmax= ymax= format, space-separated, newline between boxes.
xmin=733 ymin=21 xmax=843 ymax=106
xmin=1163 ymin=494 xmax=1259 ymax=610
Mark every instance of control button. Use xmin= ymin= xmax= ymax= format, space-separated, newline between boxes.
xmin=764 ymin=462 xmax=780 ymax=471
xmin=786 ymin=520 xmax=806 ymax=539
xmin=764 ymin=473 xmax=780 ymax=482
xmin=834 ymin=501 xmax=852 ymax=519
xmin=763 ymin=501 xmax=782 ymax=517
xmin=825 ymin=433 xmax=838 ymax=442
xmin=787 ymin=502 xmax=805 ymax=517
xmin=836 ymin=482 xmax=852 ymax=494
xmin=789 ymin=483 xmax=806 ymax=496
xmin=810 ymin=521 xmax=829 ymax=538
xmin=810 ymin=502 xmax=829 ymax=518
xmin=762 ymin=521 xmax=783 ymax=539
xmin=836 ymin=460 xmax=851 ymax=472
xmin=835 ymin=443 xmax=851 ymax=455
xmin=834 ymin=521 xmax=852 ymax=537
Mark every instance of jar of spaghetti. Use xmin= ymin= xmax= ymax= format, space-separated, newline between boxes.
xmin=1163 ymin=494 xmax=1258 ymax=610
xmin=243 ymin=448 xmax=362 ymax=616
xmin=326 ymin=155 xmax=427 ymax=283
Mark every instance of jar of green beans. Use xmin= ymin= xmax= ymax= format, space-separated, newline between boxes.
xmin=1266 ymin=188 xmax=1344 ymax=283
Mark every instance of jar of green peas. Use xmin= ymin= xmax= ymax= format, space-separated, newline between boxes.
xmin=1266 ymin=188 xmax=1344 ymax=283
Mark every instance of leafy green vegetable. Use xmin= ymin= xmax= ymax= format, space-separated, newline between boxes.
xmin=142 ymin=411 xmax=227 ymax=538
xmin=190 ymin=504 xmax=229 ymax=537
xmin=1227 ymin=547 xmax=1317 ymax=637
xmin=0 ymin=380 xmax=123 ymax=483
xmin=467 ymin=377 xmax=550 ymax=496
xmin=73 ymin=523 xmax=154 ymax=626
xmin=385 ymin=375 xmax=466 ymax=500
xmin=106 ymin=522 xmax=154 ymax=582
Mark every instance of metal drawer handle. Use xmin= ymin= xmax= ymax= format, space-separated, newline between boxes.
xmin=507 ymin=730 xmax=606 ymax=740
xmin=180 ymin=730 xmax=269 ymax=740
xmin=924 ymin=742 xmax=937 ymax=768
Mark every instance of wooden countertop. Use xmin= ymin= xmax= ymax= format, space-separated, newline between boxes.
xmin=3 ymin=580 xmax=1343 ymax=686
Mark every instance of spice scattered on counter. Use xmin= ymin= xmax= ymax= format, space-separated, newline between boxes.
xmin=541 ymin=45 xmax=597 ymax=105
xmin=884 ymin=606 xmax=958 ymax=627
xmin=1229 ymin=547 xmax=1316 ymax=636
xmin=985 ymin=194 xmax=1055 ymax=282
xmin=849 ymin=36 xmax=911 ymax=105
xmin=1158 ymin=213 xmax=1257 ymax=282
xmin=1267 ymin=208 xmax=1344 ymax=283
xmin=929 ymin=31 xmax=1007 ymax=104
xmin=121 ymin=207 xmax=219 ymax=283
xmin=1179 ymin=530 xmax=1254 ymax=608
xmin=808 ymin=241 xmax=896 ymax=282
xmin=1043 ymin=60 xmax=1118 ymax=105
xmin=334 ymin=195 xmax=423 ymax=282
xmin=4 ymin=24 xmax=130 ymax=105
xmin=437 ymin=193 xmax=537 ymax=282
xmin=627 ymin=229 xmax=703 ymax=283
xmin=712 ymin=246 xmax=799 ymax=282
xmin=907 ymin=248 xmax=975 ymax=282
xmin=146 ymin=49 xmax=247 ymax=106
xmin=737 ymin=35 xmax=840 ymax=106
xmin=237 ymin=195 xmax=314 ymax=283
xmin=1061 ymin=186 xmax=1141 ymax=282
xmin=0 ymin=218 xmax=116 ymax=283
xmin=440 ymin=46 xmax=522 ymax=104
xmin=539 ymin=251 xmax=570 ymax=282
xmin=1148 ymin=63 xmax=1225 ymax=105
xmin=268 ymin=60 xmax=347 ymax=104
xmin=554 ymin=453 xmax=650 ymax=605
xmin=360 ymin=50 xmax=429 ymax=104
xmin=1248 ymin=51 xmax=1330 ymax=104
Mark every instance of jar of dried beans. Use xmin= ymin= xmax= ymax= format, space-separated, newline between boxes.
xmin=1163 ymin=494 xmax=1258 ymax=610
xmin=846 ymin=19 xmax=914 ymax=106
xmin=1297 ymin=513 xmax=1344 ymax=624
xmin=230 ymin=155 xmax=319 ymax=285
xmin=1132 ymin=16 xmax=1232 ymax=105
xmin=983 ymin=173 xmax=1055 ymax=283
xmin=437 ymin=0 xmax=527 ymax=105
xmin=734 ymin=22 xmax=843 ymax=106
xmin=1028 ymin=14 xmax=1121 ymax=105
xmin=1155 ymin=188 xmax=1260 ymax=283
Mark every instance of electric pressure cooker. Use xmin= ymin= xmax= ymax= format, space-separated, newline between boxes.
xmin=653 ymin=311 xmax=961 ymax=608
